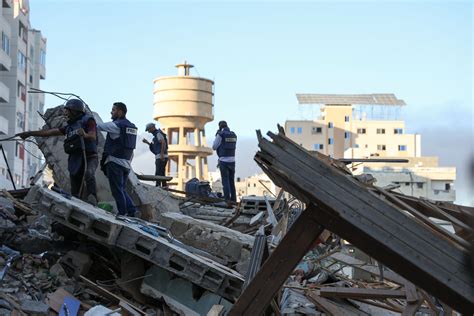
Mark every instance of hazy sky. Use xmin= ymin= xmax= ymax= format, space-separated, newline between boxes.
xmin=28 ymin=1 xmax=472 ymax=204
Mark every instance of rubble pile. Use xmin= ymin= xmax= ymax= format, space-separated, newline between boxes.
xmin=1 ymin=112 xmax=472 ymax=315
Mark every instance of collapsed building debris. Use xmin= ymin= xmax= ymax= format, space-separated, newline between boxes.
xmin=25 ymin=185 xmax=244 ymax=302
xmin=1 ymin=109 xmax=473 ymax=315
xmin=229 ymin=127 xmax=473 ymax=315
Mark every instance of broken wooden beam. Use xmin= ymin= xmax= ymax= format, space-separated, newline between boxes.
xmin=253 ymin=129 xmax=474 ymax=313
xmin=318 ymin=287 xmax=406 ymax=299
xmin=229 ymin=205 xmax=325 ymax=315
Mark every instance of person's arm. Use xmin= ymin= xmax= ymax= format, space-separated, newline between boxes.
xmin=212 ymin=134 xmax=222 ymax=150
xmin=97 ymin=121 xmax=120 ymax=133
xmin=77 ymin=118 xmax=97 ymax=140
xmin=160 ymin=138 xmax=165 ymax=160
xmin=16 ymin=128 xmax=63 ymax=139
xmin=142 ymin=138 xmax=151 ymax=145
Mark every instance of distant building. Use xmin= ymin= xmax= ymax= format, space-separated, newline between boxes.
xmin=0 ymin=0 xmax=46 ymax=189
xmin=153 ymin=61 xmax=213 ymax=190
xmin=285 ymin=93 xmax=456 ymax=202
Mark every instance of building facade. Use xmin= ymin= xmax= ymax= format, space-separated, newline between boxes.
xmin=153 ymin=62 xmax=213 ymax=190
xmin=0 ymin=0 xmax=46 ymax=189
xmin=285 ymin=94 xmax=456 ymax=202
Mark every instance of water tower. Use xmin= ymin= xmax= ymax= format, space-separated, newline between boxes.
xmin=153 ymin=61 xmax=214 ymax=190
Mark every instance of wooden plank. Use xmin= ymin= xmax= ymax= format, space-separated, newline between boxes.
xmin=319 ymin=287 xmax=406 ymax=299
xmin=375 ymin=187 xmax=470 ymax=250
xmin=206 ymin=305 xmax=224 ymax=316
xmin=254 ymin=131 xmax=474 ymax=313
xmin=229 ymin=205 xmax=325 ymax=316
xmin=305 ymin=292 xmax=354 ymax=316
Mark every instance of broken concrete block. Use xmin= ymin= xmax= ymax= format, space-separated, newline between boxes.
xmin=59 ymin=251 xmax=92 ymax=277
xmin=27 ymin=186 xmax=244 ymax=301
xmin=159 ymin=212 xmax=254 ymax=274
xmin=141 ymin=265 xmax=233 ymax=316
xmin=20 ymin=300 xmax=49 ymax=315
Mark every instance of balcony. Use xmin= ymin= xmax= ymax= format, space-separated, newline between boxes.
xmin=0 ymin=81 xmax=9 ymax=103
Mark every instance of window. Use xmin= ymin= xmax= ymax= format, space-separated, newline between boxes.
xmin=17 ymin=82 xmax=26 ymax=102
xmin=313 ymin=144 xmax=324 ymax=150
xmin=18 ymin=51 xmax=27 ymax=70
xmin=344 ymin=116 xmax=350 ymax=122
xmin=398 ymin=145 xmax=407 ymax=151
xmin=376 ymin=128 xmax=385 ymax=134
xmin=328 ymin=122 xmax=333 ymax=128
xmin=1 ymin=32 xmax=10 ymax=56
xmin=377 ymin=144 xmax=386 ymax=151
xmin=19 ymin=22 xmax=27 ymax=43
xmin=445 ymin=183 xmax=451 ymax=191
xmin=311 ymin=127 xmax=322 ymax=134
xmin=344 ymin=132 xmax=350 ymax=139
xmin=40 ymin=49 xmax=46 ymax=66
xmin=416 ymin=182 xmax=424 ymax=189
xmin=354 ymin=144 xmax=360 ymax=148
xmin=297 ymin=127 xmax=302 ymax=134
xmin=328 ymin=138 xmax=333 ymax=145
xmin=290 ymin=127 xmax=295 ymax=134
xmin=357 ymin=128 xmax=366 ymax=134
xmin=394 ymin=128 xmax=403 ymax=134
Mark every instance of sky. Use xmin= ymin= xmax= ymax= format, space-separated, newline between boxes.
xmin=28 ymin=1 xmax=473 ymax=204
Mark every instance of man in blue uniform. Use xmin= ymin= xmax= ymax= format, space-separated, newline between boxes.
xmin=143 ymin=122 xmax=168 ymax=187
xmin=97 ymin=102 xmax=138 ymax=217
xmin=212 ymin=120 xmax=237 ymax=203
xmin=16 ymin=99 xmax=98 ymax=203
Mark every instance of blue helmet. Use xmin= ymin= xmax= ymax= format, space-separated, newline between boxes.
xmin=64 ymin=99 xmax=85 ymax=113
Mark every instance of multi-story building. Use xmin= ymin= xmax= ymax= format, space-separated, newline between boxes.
xmin=285 ymin=93 xmax=456 ymax=201
xmin=0 ymin=0 xmax=46 ymax=189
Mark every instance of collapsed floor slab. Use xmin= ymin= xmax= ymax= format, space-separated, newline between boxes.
xmin=159 ymin=212 xmax=254 ymax=274
xmin=26 ymin=186 xmax=244 ymax=302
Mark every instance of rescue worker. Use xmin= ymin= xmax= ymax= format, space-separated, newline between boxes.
xmin=142 ymin=123 xmax=168 ymax=187
xmin=16 ymin=99 xmax=98 ymax=204
xmin=212 ymin=120 xmax=237 ymax=203
xmin=97 ymin=102 xmax=138 ymax=217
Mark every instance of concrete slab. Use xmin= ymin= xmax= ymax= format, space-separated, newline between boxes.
xmin=26 ymin=186 xmax=243 ymax=301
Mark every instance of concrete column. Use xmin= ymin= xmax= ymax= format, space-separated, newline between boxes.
xmin=202 ymin=130 xmax=207 ymax=147
xmin=179 ymin=127 xmax=185 ymax=145
xmin=178 ymin=153 xmax=184 ymax=180
xmin=196 ymin=156 xmax=202 ymax=180
xmin=203 ymin=157 xmax=209 ymax=180
xmin=194 ymin=128 xmax=200 ymax=146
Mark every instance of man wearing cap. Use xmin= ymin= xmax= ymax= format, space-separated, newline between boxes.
xmin=213 ymin=120 xmax=237 ymax=203
xmin=16 ymin=99 xmax=99 ymax=203
xmin=97 ymin=102 xmax=138 ymax=217
xmin=143 ymin=123 xmax=169 ymax=187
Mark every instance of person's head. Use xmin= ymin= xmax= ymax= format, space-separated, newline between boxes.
xmin=145 ymin=122 xmax=156 ymax=133
xmin=111 ymin=102 xmax=127 ymax=120
xmin=218 ymin=120 xmax=228 ymax=130
xmin=64 ymin=99 xmax=85 ymax=120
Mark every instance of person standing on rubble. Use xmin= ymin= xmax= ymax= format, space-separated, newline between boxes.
xmin=16 ymin=99 xmax=99 ymax=204
xmin=97 ymin=102 xmax=138 ymax=217
xmin=213 ymin=120 xmax=237 ymax=204
xmin=142 ymin=122 xmax=169 ymax=187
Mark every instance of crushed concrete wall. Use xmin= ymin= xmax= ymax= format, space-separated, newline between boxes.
xmin=160 ymin=212 xmax=254 ymax=274
xmin=35 ymin=106 xmax=179 ymax=216
xmin=26 ymin=186 xmax=244 ymax=301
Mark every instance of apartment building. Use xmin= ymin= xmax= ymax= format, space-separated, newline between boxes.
xmin=285 ymin=94 xmax=456 ymax=201
xmin=0 ymin=0 xmax=46 ymax=189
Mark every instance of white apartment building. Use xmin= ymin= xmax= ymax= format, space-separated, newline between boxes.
xmin=285 ymin=94 xmax=456 ymax=202
xmin=0 ymin=0 xmax=46 ymax=189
